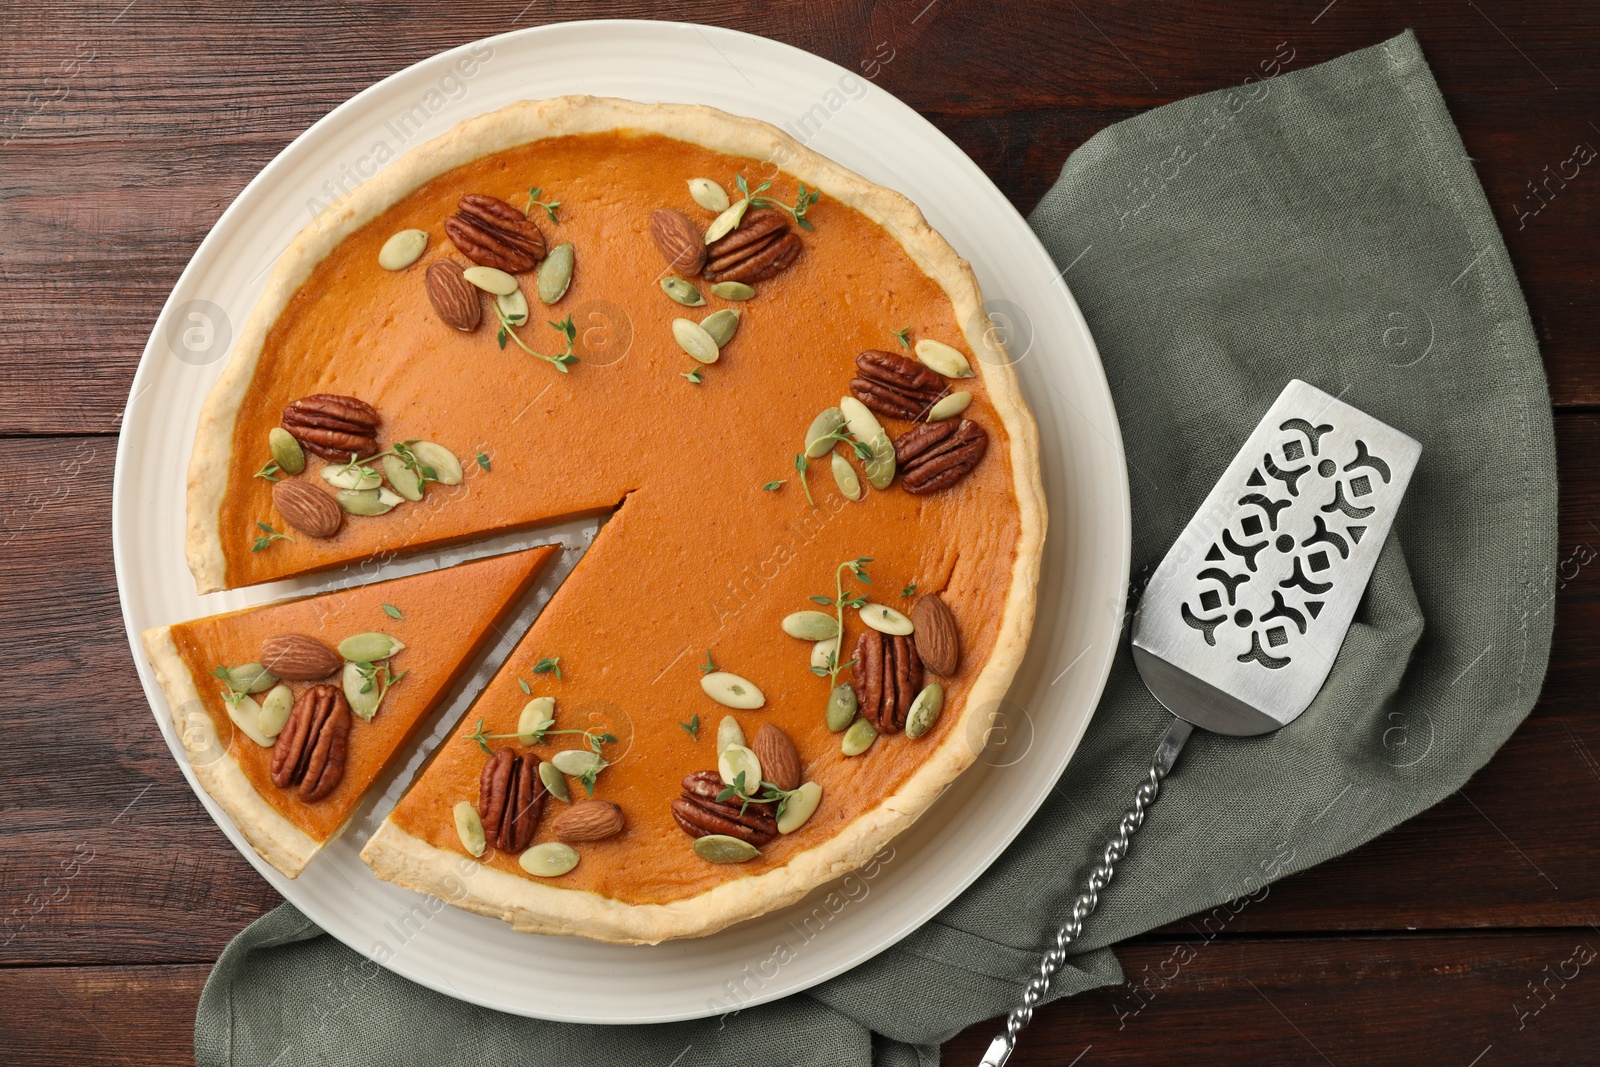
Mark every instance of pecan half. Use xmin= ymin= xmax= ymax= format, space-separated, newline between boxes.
xmin=703 ymin=209 xmax=802 ymax=283
xmin=478 ymin=748 xmax=545 ymax=853
xmin=270 ymin=684 xmax=351 ymax=801
xmin=895 ymin=419 xmax=990 ymax=494
xmin=445 ymin=194 xmax=547 ymax=272
xmin=849 ymin=349 xmax=949 ymax=421
xmin=671 ymin=770 xmax=777 ymax=846
xmin=281 ymin=394 xmax=380 ymax=460
xmin=852 ymin=630 xmax=921 ymax=734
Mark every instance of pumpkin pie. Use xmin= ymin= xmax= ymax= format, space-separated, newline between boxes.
xmin=142 ymin=545 xmax=557 ymax=876
xmin=176 ymin=97 xmax=1045 ymax=940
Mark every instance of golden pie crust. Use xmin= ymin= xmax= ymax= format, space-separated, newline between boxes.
xmin=178 ymin=96 xmax=1045 ymax=941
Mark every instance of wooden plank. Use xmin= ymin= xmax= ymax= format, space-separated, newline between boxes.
xmin=946 ymin=931 xmax=1600 ymax=1067
xmin=2 ymin=1 xmax=1599 ymax=433
xmin=0 ymin=964 xmax=208 ymax=1066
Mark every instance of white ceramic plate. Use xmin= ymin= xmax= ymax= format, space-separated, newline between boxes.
xmin=114 ymin=19 xmax=1130 ymax=1023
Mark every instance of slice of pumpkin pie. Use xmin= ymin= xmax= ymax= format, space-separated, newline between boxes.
xmin=141 ymin=545 xmax=557 ymax=876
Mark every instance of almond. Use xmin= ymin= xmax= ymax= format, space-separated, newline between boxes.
xmin=911 ymin=593 xmax=961 ymax=676
xmin=649 ymin=208 xmax=706 ymax=275
xmin=271 ymin=479 xmax=342 ymax=539
xmin=551 ymin=799 xmax=625 ymax=842
xmin=751 ymin=722 xmax=801 ymax=792
xmin=424 ymin=259 xmax=481 ymax=332
xmin=259 ymin=633 xmax=342 ymax=681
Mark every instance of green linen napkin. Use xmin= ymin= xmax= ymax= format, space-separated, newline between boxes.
xmin=195 ymin=30 xmax=1555 ymax=1066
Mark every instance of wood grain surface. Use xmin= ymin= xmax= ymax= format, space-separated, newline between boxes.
xmin=2 ymin=1 xmax=1596 ymax=1063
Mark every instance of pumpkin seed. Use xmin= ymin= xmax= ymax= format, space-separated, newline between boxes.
xmin=342 ymin=660 xmax=381 ymax=721
xmin=225 ymin=694 xmax=274 ymax=748
xmin=839 ymin=396 xmax=886 ymax=444
xmin=915 ymin=338 xmax=975 ymax=378
xmin=863 ymin=432 xmax=896 ymax=490
xmin=497 ymin=288 xmax=528 ymax=323
xmin=811 ymin=636 xmax=840 ymax=670
xmin=321 ymin=463 xmax=381 ymax=491
xmin=378 ymin=229 xmax=429 ymax=271
xmin=693 ymin=834 xmax=760 ymax=863
xmin=859 ymin=603 xmax=915 ymax=636
xmin=704 ymin=198 xmax=748 ymax=244
xmin=336 ymin=488 xmax=394 ymax=516
xmin=826 ymin=684 xmax=858 ymax=732
xmin=337 ymin=632 xmax=405 ymax=662
xmin=408 ymin=441 xmax=463 ymax=485
xmin=777 ymin=781 xmax=823 ymax=834
xmin=710 ymin=281 xmax=756 ymax=301
xmin=538 ymin=760 xmax=570 ymax=802
xmin=688 ymin=177 xmax=730 ymax=212
xmin=700 ymin=671 xmax=765 ymax=709
xmin=661 ymin=277 xmax=706 ymax=307
xmin=551 ymin=748 xmax=604 ymax=777
xmin=268 ymin=427 xmax=305 ymax=475
xmin=927 ymin=391 xmax=973 ymax=421
xmin=520 ymin=841 xmax=580 ymax=877
xmin=382 ymin=455 xmax=424 ymax=501
xmin=518 ymin=696 xmax=556 ymax=744
xmin=805 ymin=407 xmax=846 ymax=458
xmin=700 ymin=308 xmax=741 ymax=347
xmin=258 ymin=683 xmax=294 ymax=739
xmin=831 ymin=453 xmax=863 ymax=501
xmin=718 ymin=743 xmax=763 ymax=790
xmin=377 ymin=487 xmax=404 ymax=509
xmin=716 ymin=715 xmax=745 ymax=756
xmin=672 ymin=318 xmax=720 ymax=364
xmin=842 ymin=717 xmax=878 ymax=756
xmin=905 ymin=682 xmax=946 ymax=739
xmin=537 ymin=242 xmax=574 ymax=304
xmin=453 ymin=800 xmax=487 ymax=857
xmin=782 ymin=610 xmax=839 ymax=640
xmin=226 ymin=662 xmax=278 ymax=694
xmin=462 ymin=265 xmax=519 ymax=295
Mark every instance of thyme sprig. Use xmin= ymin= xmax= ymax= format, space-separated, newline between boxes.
xmin=494 ymin=304 xmax=579 ymax=372
xmin=464 ymin=717 xmax=617 ymax=794
xmin=742 ymin=174 xmax=821 ymax=231
xmin=250 ymin=521 xmax=294 ymax=553
xmin=525 ymin=185 xmax=562 ymax=224
xmin=791 ymin=425 xmax=871 ymax=509
xmin=807 ymin=557 xmax=872 ymax=686
xmin=716 ymin=770 xmax=805 ymax=820
xmin=793 ymin=453 xmax=814 ymax=506
xmin=353 ymin=660 xmax=407 ymax=710
xmin=254 ymin=461 xmax=281 ymax=482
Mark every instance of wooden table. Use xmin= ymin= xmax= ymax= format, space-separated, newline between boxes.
xmin=3 ymin=2 xmax=1596 ymax=1063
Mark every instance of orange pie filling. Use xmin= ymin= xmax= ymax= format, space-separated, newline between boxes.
xmin=181 ymin=117 xmax=1031 ymax=918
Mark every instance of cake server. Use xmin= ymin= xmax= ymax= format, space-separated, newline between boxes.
xmin=980 ymin=379 xmax=1420 ymax=1065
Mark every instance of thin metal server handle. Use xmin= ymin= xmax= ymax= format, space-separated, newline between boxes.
xmin=979 ymin=717 xmax=1195 ymax=1067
